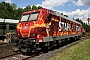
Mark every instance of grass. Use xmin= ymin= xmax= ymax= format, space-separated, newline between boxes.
xmin=51 ymin=39 xmax=90 ymax=60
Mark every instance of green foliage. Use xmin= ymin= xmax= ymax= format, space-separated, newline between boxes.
xmin=37 ymin=6 xmax=42 ymax=9
xmin=75 ymin=18 xmax=90 ymax=32
xmin=51 ymin=39 xmax=90 ymax=60
xmin=0 ymin=2 xmax=42 ymax=20
xmin=24 ymin=5 xmax=31 ymax=11
xmin=11 ymin=3 xmax=17 ymax=10
xmin=32 ymin=5 xmax=38 ymax=10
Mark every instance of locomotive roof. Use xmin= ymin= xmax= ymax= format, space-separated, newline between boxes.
xmin=38 ymin=8 xmax=81 ymax=25
xmin=0 ymin=18 xmax=19 ymax=23
xmin=50 ymin=10 xmax=81 ymax=25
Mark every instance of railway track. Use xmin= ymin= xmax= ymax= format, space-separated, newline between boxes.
xmin=0 ymin=52 xmax=44 ymax=60
xmin=0 ymin=52 xmax=29 ymax=60
xmin=0 ymin=34 xmax=89 ymax=60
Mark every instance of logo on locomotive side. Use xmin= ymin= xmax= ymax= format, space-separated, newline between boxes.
xmin=24 ymin=26 xmax=28 ymax=30
xmin=59 ymin=22 xmax=70 ymax=31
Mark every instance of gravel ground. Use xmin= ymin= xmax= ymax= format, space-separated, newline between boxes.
xmin=29 ymin=48 xmax=64 ymax=60
xmin=0 ymin=43 xmax=16 ymax=58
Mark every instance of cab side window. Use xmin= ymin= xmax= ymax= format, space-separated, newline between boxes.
xmin=48 ymin=14 xmax=52 ymax=22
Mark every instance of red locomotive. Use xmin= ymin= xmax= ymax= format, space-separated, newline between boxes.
xmin=15 ymin=8 xmax=84 ymax=53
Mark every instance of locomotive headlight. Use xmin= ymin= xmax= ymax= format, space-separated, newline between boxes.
xmin=39 ymin=40 xmax=43 ymax=42
xmin=17 ymin=33 xmax=21 ymax=36
xmin=18 ymin=33 xmax=20 ymax=35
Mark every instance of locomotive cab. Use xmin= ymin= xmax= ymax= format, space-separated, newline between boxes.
xmin=16 ymin=8 xmax=51 ymax=52
xmin=16 ymin=12 xmax=40 ymax=38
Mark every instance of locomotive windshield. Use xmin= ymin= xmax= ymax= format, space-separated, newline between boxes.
xmin=20 ymin=12 xmax=40 ymax=22
xmin=20 ymin=14 xmax=29 ymax=22
xmin=28 ymin=12 xmax=39 ymax=21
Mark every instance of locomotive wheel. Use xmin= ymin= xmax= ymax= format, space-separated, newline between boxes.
xmin=52 ymin=41 xmax=57 ymax=47
xmin=19 ymin=46 xmax=28 ymax=53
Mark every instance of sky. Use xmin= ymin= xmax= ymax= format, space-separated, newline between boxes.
xmin=0 ymin=0 xmax=90 ymax=24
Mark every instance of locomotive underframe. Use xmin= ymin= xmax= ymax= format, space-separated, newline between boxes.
xmin=15 ymin=34 xmax=82 ymax=53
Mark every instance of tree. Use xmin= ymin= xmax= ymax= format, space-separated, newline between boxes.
xmin=0 ymin=2 xmax=13 ymax=19
xmin=75 ymin=18 xmax=90 ymax=32
xmin=0 ymin=2 xmax=42 ymax=20
xmin=37 ymin=6 xmax=42 ymax=9
xmin=11 ymin=3 xmax=17 ymax=10
xmin=24 ymin=5 xmax=31 ymax=11
xmin=32 ymin=5 xmax=38 ymax=10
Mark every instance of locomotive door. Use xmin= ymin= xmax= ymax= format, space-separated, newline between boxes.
xmin=47 ymin=14 xmax=54 ymax=36
xmin=50 ymin=15 xmax=59 ymax=36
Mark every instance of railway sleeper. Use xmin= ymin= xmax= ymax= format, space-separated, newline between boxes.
xmin=19 ymin=44 xmax=41 ymax=53
xmin=14 ymin=39 xmax=41 ymax=53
